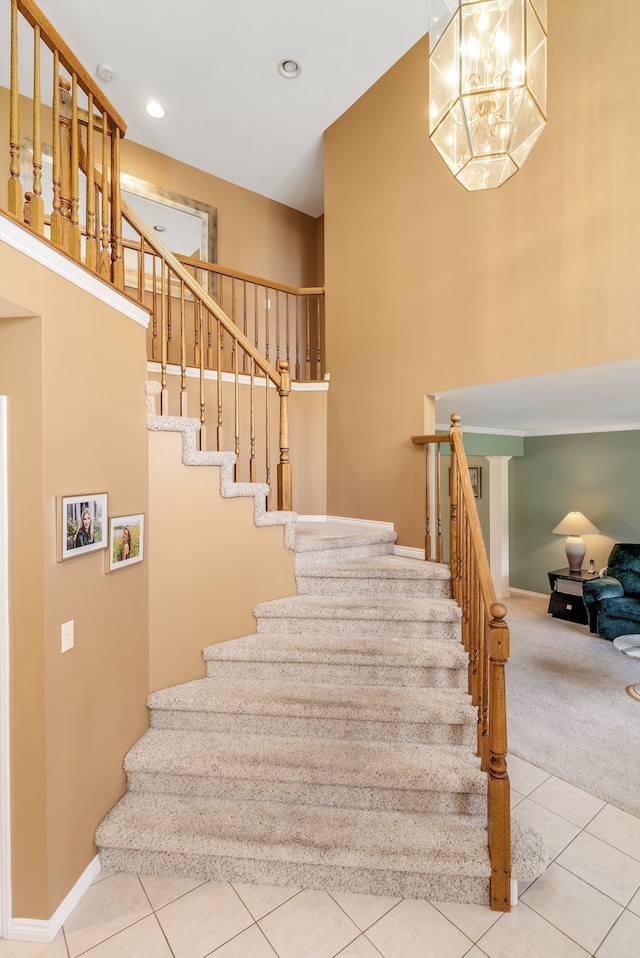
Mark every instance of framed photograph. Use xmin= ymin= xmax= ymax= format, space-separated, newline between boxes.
xmin=469 ymin=466 xmax=481 ymax=498
xmin=108 ymin=514 xmax=144 ymax=571
xmin=58 ymin=494 xmax=108 ymax=560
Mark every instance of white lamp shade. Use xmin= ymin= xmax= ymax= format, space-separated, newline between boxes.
xmin=552 ymin=512 xmax=600 ymax=536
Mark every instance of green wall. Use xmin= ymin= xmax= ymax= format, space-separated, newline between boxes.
xmin=509 ymin=430 xmax=640 ymax=594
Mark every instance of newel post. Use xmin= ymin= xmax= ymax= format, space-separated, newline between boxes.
xmin=277 ymin=360 xmax=292 ymax=511
xmin=488 ymin=601 xmax=511 ymax=911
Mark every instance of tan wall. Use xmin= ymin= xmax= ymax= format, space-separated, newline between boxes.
xmin=323 ymin=0 xmax=640 ymax=548
xmin=148 ymin=430 xmax=296 ymax=692
xmin=0 ymin=238 xmax=150 ymax=918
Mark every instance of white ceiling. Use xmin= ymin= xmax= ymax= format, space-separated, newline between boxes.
xmin=22 ymin=0 xmax=431 ymax=218
xmin=435 ymin=359 xmax=640 ymax=436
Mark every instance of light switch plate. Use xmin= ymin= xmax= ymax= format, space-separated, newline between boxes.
xmin=61 ymin=620 xmax=74 ymax=653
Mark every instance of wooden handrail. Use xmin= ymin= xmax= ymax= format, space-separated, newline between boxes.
xmin=412 ymin=416 xmax=511 ymax=912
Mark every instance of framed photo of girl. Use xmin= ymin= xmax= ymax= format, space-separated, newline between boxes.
xmin=58 ymin=493 xmax=108 ymax=560
xmin=108 ymin=514 xmax=144 ymax=572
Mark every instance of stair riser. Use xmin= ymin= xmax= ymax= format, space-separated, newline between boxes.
xmin=255 ymin=618 xmax=460 ymax=640
xmin=149 ymin=711 xmax=477 ymax=747
xmin=296 ymin=578 xmax=451 ymax=599
xmin=126 ymin=772 xmax=485 ymax=815
xmin=98 ymin=847 xmax=489 ymax=905
xmin=294 ymin=542 xmax=395 ymax=570
xmin=204 ymin=660 xmax=468 ymax=689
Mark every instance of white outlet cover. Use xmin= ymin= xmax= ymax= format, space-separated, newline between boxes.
xmin=61 ymin=620 xmax=74 ymax=653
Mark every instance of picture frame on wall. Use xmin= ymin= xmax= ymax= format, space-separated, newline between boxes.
xmin=469 ymin=467 xmax=481 ymax=499
xmin=58 ymin=493 xmax=108 ymax=560
xmin=108 ymin=514 xmax=144 ymax=571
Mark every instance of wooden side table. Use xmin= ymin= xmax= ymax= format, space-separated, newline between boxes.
xmin=547 ymin=568 xmax=599 ymax=625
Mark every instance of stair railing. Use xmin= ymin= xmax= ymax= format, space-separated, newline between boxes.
xmin=7 ymin=0 xmax=127 ymax=285
xmin=412 ymin=415 xmax=511 ymax=912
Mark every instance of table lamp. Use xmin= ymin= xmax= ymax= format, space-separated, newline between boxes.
xmin=552 ymin=511 xmax=600 ymax=573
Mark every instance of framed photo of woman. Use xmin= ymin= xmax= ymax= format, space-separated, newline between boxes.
xmin=108 ymin=514 xmax=144 ymax=571
xmin=58 ymin=493 xmax=108 ymax=560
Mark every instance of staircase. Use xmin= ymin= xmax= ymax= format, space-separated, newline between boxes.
xmin=95 ymin=521 xmax=546 ymax=906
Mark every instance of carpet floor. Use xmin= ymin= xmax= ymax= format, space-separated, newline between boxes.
xmin=506 ymin=591 xmax=640 ymax=818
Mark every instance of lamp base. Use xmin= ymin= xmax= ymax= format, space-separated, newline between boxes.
xmin=565 ymin=535 xmax=586 ymax=574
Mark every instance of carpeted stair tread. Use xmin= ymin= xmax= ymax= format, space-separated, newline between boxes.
xmin=293 ymin=522 xmax=397 ymax=553
xmin=203 ymin=632 xmax=468 ymax=667
xmin=254 ymin=594 xmax=461 ymax=623
xmin=297 ymin=555 xmax=451 ymax=581
xmin=148 ymin=678 xmax=474 ymax=725
xmin=96 ymin=792 xmax=491 ymax=876
xmin=125 ymin=727 xmax=485 ymax=794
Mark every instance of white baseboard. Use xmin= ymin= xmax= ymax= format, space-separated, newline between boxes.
xmin=509 ymin=587 xmax=548 ymax=599
xmin=9 ymin=855 xmax=100 ymax=943
xmin=296 ymin=515 xmax=396 ymax=532
xmin=394 ymin=545 xmax=426 ymax=559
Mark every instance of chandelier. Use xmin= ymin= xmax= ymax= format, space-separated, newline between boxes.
xmin=428 ymin=0 xmax=547 ymax=190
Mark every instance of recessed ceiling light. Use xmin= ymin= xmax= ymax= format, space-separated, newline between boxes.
xmin=145 ymin=100 xmax=166 ymax=119
xmin=277 ymin=59 xmax=301 ymax=79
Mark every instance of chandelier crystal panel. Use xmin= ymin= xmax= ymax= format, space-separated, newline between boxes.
xmin=429 ymin=0 xmax=547 ymax=191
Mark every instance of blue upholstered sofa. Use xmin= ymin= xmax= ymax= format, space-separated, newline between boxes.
xmin=582 ymin=543 xmax=640 ymax=641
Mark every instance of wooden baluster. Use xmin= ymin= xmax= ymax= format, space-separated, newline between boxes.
xmin=424 ymin=445 xmax=432 ymax=562
xmin=305 ymin=296 xmax=311 ymax=379
xmin=8 ymin=0 xmax=22 ymax=218
xmin=295 ymin=295 xmax=301 ymax=380
xmin=30 ymin=24 xmax=45 ymax=234
xmin=275 ymin=290 xmax=281 ymax=367
xmin=265 ymin=370 xmax=271 ymax=509
xmin=160 ymin=259 xmax=168 ymax=414
xmin=180 ymin=280 xmax=187 ymax=416
xmin=488 ymin=602 xmax=511 ymax=912
xmin=231 ymin=279 xmax=237 ymax=370
xmin=436 ymin=443 xmax=443 ymax=563
xmin=50 ymin=52 xmax=63 ymax=246
xmin=264 ymin=287 xmax=270 ymax=365
xmin=216 ymin=318 xmax=223 ymax=450
xmin=254 ymin=284 xmax=260 ymax=369
xmin=316 ymin=295 xmax=322 ymax=379
xmin=277 ymin=360 xmax=292 ymax=511
xmin=69 ymin=74 xmax=81 ymax=260
xmin=151 ymin=254 xmax=158 ymax=356
xmin=58 ymin=76 xmax=72 ymax=253
xmin=285 ymin=294 xmax=291 ymax=371
xmin=249 ymin=360 xmax=257 ymax=483
xmin=194 ymin=287 xmax=201 ymax=367
xmin=85 ymin=92 xmax=97 ymax=270
xmin=198 ymin=301 xmax=206 ymax=450
xmin=111 ymin=127 xmax=124 ymax=288
xmin=234 ymin=341 xmax=240 ymax=479
xmin=206 ymin=305 xmax=213 ymax=369
xmin=242 ymin=280 xmax=249 ymax=373
xmin=99 ymin=113 xmax=110 ymax=278
xmin=137 ymin=240 xmax=145 ymax=304
xmin=166 ymin=269 xmax=173 ymax=363
xmin=479 ymin=600 xmax=490 ymax=769
xmin=219 ymin=276 xmax=226 ymax=371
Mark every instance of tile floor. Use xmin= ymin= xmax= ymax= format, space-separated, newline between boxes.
xmin=2 ymin=755 xmax=639 ymax=958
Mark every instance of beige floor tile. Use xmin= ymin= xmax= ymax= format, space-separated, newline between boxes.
xmin=461 ymin=949 xmax=491 ymax=958
xmin=520 ymin=862 xmax=622 ymax=953
xmin=510 ymin=788 xmax=525 ymax=809
xmin=78 ymin=914 xmax=172 ymax=957
xmin=586 ymin=804 xmax=640 ymax=862
xmin=156 ymin=880 xmax=253 ymax=958
xmin=0 ymin=932 xmax=68 ymax=957
xmin=333 ymin=936 xmax=384 ymax=958
xmin=91 ymin=871 xmax=116 ymax=886
xmin=556 ymin=831 xmax=640 ymax=905
xmin=430 ymin=899 xmax=502 ymax=942
xmin=594 ymin=909 xmax=640 ymax=958
xmin=511 ymin=798 xmax=581 ymax=860
xmin=506 ymin=756 xmax=550 ymax=797
xmin=365 ymin=898 xmax=473 ymax=958
xmin=328 ymin=890 xmax=400 ymax=931
xmin=208 ymin=923 xmax=279 ymax=957
xmin=628 ymin=887 xmax=640 ymax=917
xmin=231 ymin=883 xmax=301 ymax=921
xmin=258 ymin=888 xmax=359 ymax=958
xmin=63 ymin=873 xmax=152 ymax=958
xmin=139 ymin=873 xmax=207 ymax=911
xmin=528 ymin=776 xmax=606 ymax=827
xmin=476 ymin=901 xmax=590 ymax=958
